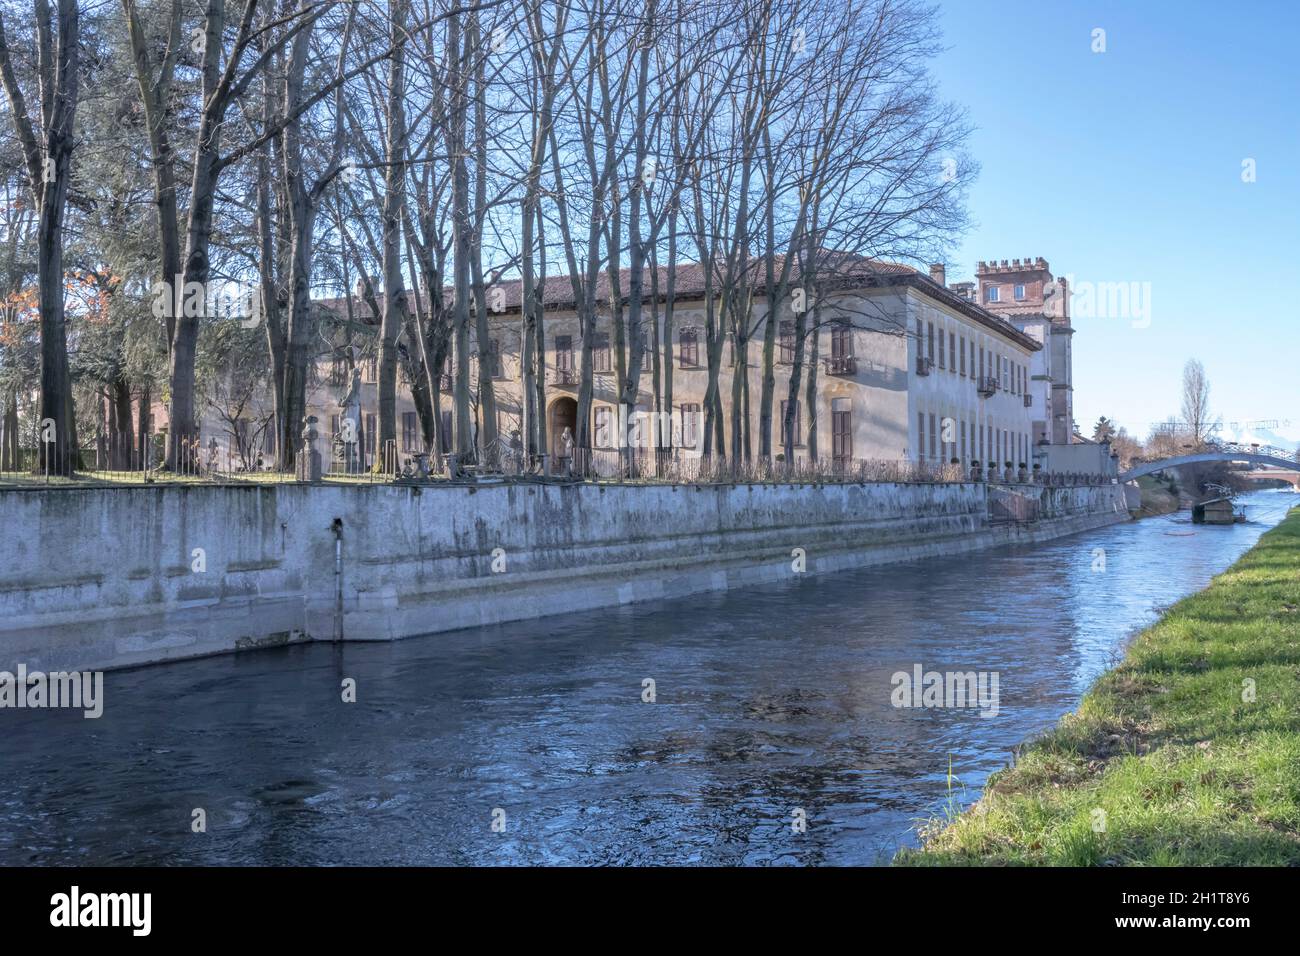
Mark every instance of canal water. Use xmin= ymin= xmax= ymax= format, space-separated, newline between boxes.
xmin=2 ymin=489 xmax=1295 ymax=866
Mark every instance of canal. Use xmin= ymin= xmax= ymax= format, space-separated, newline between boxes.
xmin=2 ymin=489 xmax=1296 ymax=866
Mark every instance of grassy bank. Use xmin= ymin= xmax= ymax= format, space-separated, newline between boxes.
xmin=1132 ymin=473 xmax=1182 ymax=517
xmin=898 ymin=507 xmax=1300 ymax=866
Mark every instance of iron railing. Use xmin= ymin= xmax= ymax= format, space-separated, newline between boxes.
xmin=0 ymin=429 xmax=1120 ymax=490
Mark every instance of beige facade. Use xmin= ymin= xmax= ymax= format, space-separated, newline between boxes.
xmin=195 ymin=264 xmax=1050 ymax=475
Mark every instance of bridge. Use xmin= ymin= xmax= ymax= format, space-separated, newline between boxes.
xmin=1120 ymin=442 xmax=1300 ymax=484
xmin=1237 ymin=468 xmax=1300 ymax=490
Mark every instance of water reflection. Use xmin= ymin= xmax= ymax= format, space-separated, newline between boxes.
xmin=2 ymin=490 xmax=1295 ymax=865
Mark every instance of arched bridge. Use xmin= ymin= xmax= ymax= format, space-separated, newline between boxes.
xmin=1121 ymin=443 xmax=1299 ymax=483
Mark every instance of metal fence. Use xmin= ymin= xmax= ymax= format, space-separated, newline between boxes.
xmin=0 ymin=428 xmax=1117 ymax=490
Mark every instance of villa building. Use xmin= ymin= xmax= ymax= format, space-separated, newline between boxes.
xmin=190 ymin=256 xmax=1115 ymax=478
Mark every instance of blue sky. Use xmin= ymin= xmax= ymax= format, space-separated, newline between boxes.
xmin=929 ymin=0 xmax=1300 ymax=445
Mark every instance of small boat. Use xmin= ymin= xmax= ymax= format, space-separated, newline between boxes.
xmin=1191 ymin=496 xmax=1239 ymax=525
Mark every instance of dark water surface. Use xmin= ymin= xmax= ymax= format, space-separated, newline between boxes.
xmin=2 ymin=490 xmax=1296 ymax=866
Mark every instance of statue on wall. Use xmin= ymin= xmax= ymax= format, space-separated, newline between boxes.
xmin=300 ymin=415 xmax=322 ymax=482
xmin=338 ymin=367 xmax=362 ymax=472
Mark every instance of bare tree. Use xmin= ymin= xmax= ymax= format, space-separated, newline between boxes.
xmin=1181 ymin=358 xmax=1216 ymax=449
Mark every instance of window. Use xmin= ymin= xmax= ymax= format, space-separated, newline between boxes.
xmin=555 ymin=334 xmax=573 ymax=373
xmin=438 ymin=411 xmax=452 ymax=454
xmin=365 ymin=413 xmax=376 ymax=458
xmin=937 ymin=327 xmax=945 ymax=369
xmin=986 ymin=286 xmax=1000 ymax=303
xmin=926 ymin=321 xmax=935 ymax=361
xmin=329 ymin=357 xmax=347 ymax=387
xmin=917 ymin=412 xmax=925 ymax=462
xmin=680 ymin=403 xmax=701 ymax=449
xmin=640 ymin=331 xmax=652 ymax=372
xmin=489 ymin=338 xmax=504 ymax=379
xmin=364 ymin=355 xmax=378 ymax=383
xmin=929 ymin=412 xmax=937 ymax=460
xmin=831 ymin=399 xmax=852 ymax=463
xmin=402 ymin=412 xmax=418 ymax=451
xmin=780 ymin=399 xmax=801 ymax=448
xmin=960 ymin=420 xmax=967 ymax=462
xmin=779 ymin=321 xmax=796 ymax=364
xmin=979 ymin=346 xmax=985 ymax=380
xmin=594 ymin=406 xmax=614 ymax=447
xmin=593 ymin=332 xmax=611 ymax=372
xmin=949 ymin=332 xmax=956 ymax=373
xmin=678 ymin=327 xmax=700 ymax=368
xmin=959 ymin=336 xmax=967 ymax=376
xmin=1014 ymin=284 xmax=1025 ymax=301
xmin=830 ymin=321 xmax=852 ymax=359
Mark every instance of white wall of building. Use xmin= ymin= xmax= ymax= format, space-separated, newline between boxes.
xmin=905 ymin=290 xmax=1038 ymax=470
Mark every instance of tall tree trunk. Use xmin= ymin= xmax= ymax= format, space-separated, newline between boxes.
xmin=111 ymin=375 xmax=134 ymax=469
xmin=0 ymin=0 xmax=80 ymax=475
xmin=449 ymin=13 xmax=474 ymax=460
xmin=805 ymin=318 xmax=820 ymax=461
xmin=619 ymin=0 xmax=654 ymax=473
xmin=256 ymin=82 xmax=286 ymax=466
xmin=378 ymin=0 xmax=410 ymax=470
xmin=123 ymin=0 xmax=183 ymax=355
xmin=468 ymin=15 xmax=497 ymax=460
xmin=279 ymin=20 xmax=317 ymax=470
xmin=137 ymin=384 xmax=151 ymax=466
xmin=165 ymin=0 xmax=233 ymax=471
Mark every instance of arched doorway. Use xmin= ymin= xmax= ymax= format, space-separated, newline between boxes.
xmin=548 ymin=397 xmax=578 ymax=463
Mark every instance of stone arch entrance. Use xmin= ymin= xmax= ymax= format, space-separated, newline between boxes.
xmin=548 ymin=397 xmax=578 ymax=464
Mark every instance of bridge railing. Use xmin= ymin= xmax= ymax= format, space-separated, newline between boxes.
xmin=1209 ymin=441 xmax=1298 ymax=464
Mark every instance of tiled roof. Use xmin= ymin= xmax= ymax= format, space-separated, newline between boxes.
xmin=316 ymin=255 xmax=1039 ymax=351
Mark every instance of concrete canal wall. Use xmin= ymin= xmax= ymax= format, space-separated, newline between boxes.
xmin=0 ymin=480 xmax=1128 ymax=673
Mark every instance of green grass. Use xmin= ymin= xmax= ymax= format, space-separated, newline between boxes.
xmin=897 ymin=507 xmax=1300 ymax=866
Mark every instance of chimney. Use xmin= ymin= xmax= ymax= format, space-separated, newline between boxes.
xmin=928 ymin=263 xmax=946 ymax=286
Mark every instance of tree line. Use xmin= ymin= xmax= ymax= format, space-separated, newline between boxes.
xmin=0 ymin=0 xmax=970 ymax=476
